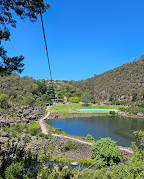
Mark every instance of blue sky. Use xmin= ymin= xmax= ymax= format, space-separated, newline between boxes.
xmin=3 ymin=0 xmax=144 ymax=80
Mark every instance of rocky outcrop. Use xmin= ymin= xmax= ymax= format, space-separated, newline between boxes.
xmin=0 ymin=104 xmax=45 ymax=128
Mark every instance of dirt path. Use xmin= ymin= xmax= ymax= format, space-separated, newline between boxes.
xmin=38 ymin=107 xmax=133 ymax=154
xmin=38 ymin=107 xmax=50 ymax=134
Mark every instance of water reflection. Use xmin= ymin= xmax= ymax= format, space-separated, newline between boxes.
xmin=47 ymin=116 xmax=144 ymax=147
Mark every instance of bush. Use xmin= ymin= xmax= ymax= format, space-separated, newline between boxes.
xmin=5 ymin=162 xmax=24 ymax=179
xmin=90 ymin=138 xmax=121 ymax=167
xmin=86 ymin=134 xmax=94 ymax=140
xmin=68 ymin=97 xmax=79 ymax=103
xmin=61 ymin=140 xmax=78 ymax=151
xmin=0 ymin=94 xmax=9 ymax=108
xmin=109 ymin=111 xmax=119 ymax=116
xmin=55 ymin=128 xmax=62 ymax=134
xmin=24 ymin=96 xmax=35 ymax=107
xmin=39 ymin=133 xmax=49 ymax=139
xmin=23 ymin=135 xmax=31 ymax=143
xmin=29 ymin=122 xmax=40 ymax=136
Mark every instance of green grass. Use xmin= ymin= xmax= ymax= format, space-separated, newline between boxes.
xmin=50 ymin=103 xmax=125 ymax=114
xmin=52 ymin=157 xmax=75 ymax=163
xmin=52 ymin=157 xmax=96 ymax=166
xmin=78 ymin=159 xmax=95 ymax=165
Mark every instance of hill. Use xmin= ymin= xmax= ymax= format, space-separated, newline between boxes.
xmin=93 ymin=56 xmax=144 ymax=101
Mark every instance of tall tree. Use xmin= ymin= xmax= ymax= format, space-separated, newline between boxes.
xmin=0 ymin=0 xmax=50 ymax=76
xmin=81 ymin=91 xmax=92 ymax=106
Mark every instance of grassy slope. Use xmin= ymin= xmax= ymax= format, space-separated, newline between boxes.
xmin=50 ymin=103 xmax=124 ymax=113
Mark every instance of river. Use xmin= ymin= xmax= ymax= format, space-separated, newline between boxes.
xmin=47 ymin=116 xmax=144 ymax=147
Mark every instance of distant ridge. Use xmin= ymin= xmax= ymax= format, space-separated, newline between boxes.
xmin=66 ymin=55 xmax=144 ymax=102
xmin=93 ymin=55 xmax=144 ymax=101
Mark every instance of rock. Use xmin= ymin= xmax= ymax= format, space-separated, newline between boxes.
xmin=0 ymin=137 xmax=8 ymax=144
xmin=26 ymin=115 xmax=36 ymax=120
xmin=1 ymin=132 xmax=9 ymax=137
xmin=137 ymin=112 xmax=143 ymax=117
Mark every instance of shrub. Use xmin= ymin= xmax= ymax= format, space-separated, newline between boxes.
xmin=109 ymin=111 xmax=119 ymax=116
xmin=55 ymin=128 xmax=62 ymax=134
xmin=68 ymin=97 xmax=79 ymax=103
xmin=39 ymin=133 xmax=49 ymax=139
xmin=5 ymin=162 xmax=24 ymax=179
xmin=30 ymin=128 xmax=39 ymax=136
xmin=0 ymin=94 xmax=9 ymax=108
xmin=23 ymin=135 xmax=31 ymax=143
xmin=24 ymin=96 xmax=35 ymax=107
xmin=61 ymin=140 xmax=78 ymax=151
xmin=86 ymin=134 xmax=94 ymax=140
xmin=17 ymin=137 xmax=21 ymax=142
xmin=29 ymin=122 xmax=40 ymax=136
xmin=90 ymin=138 xmax=121 ymax=167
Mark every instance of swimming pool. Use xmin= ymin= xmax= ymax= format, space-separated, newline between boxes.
xmin=79 ymin=109 xmax=111 ymax=112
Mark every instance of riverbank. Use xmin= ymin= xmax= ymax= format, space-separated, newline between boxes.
xmin=49 ymin=112 xmax=111 ymax=119
xmin=39 ymin=107 xmax=134 ymax=161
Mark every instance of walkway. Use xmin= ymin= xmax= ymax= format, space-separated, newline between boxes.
xmin=38 ymin=107 xmax=133 ymax=154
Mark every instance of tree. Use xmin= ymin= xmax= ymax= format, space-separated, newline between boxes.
xmin=90 ymin=138 xmax=121 ymax=167
xmin=41 ymin=94 xmax=51 ymax=103
xmin=81 ymin=91 xmax=92 ymax=105
xmin=37 ymin=81 xmax=48 ymax=95
xmin=0 ymin=0 xmax=50 ymax=76
xmin=25 ymin=96 xmax=35 ymax=107
xmin=46 ymin=85 xmax=55 ymax=99
xmin=56 ymin=88 xmax=64 ymax=99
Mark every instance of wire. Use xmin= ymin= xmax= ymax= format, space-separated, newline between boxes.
xmin=39 ymin=4 xmax=53 ymax=82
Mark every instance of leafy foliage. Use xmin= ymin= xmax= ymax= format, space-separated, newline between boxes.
xmin=90 ymin=138 xmax=121 ymax=167
xmin=5 ymin=162 xmax=25 ymax=179
xmin=68 ymin=97 xmax=80 ymax=103
xmin=81 ymin=91 xmax=92 ymax=105
xmin=0 ymin=94 xmax=8 ymax=108
xmin=61 ymin=140 xmax=78 ymax=151
xmin=0 ymin=0 xmax=50 ymax=75
xmin=86 ymin=134 xmax=94 ymax=140
xmin=0 ymin=142 xmax=39 ymax=178
xmin=24 ymin=96 xmax=36 ymax=107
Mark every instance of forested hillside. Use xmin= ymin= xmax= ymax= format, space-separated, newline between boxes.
xmin=93 ymin=56 xmax=144 ymax=101
xmin=66 ymin=55 xmax=144 ymax=102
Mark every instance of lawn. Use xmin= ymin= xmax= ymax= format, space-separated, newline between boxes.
xmin=49 ymin=103 xmax=125 ymax=113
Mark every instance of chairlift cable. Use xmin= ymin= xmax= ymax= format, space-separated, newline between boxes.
xmin=39 ymin=3 xmax=53 ymax=83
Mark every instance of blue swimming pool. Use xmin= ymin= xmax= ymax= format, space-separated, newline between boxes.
xmin=79 ymin=109 xmax=111 ymax=112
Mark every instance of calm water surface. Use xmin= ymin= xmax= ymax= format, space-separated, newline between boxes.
xmin=47 ymin=116 xmax=144 ymax=147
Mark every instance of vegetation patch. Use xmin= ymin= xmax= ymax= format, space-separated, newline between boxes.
xmin=61 ymin=140 xmax=78 ymax=151
xmin=90 ymin=138 xmax=122 ymax=167
xmin=50 ymin=103 xmax=123 ymax=114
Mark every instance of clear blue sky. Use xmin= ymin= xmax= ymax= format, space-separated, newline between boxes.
xmin=3 ymin=0 xmax=144 ymax=80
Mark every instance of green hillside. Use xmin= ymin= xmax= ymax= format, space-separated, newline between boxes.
xmin=64 ymin=56 xmax=144 ymax=103
xmin=93 ymin=56 xmax=144 ymax=101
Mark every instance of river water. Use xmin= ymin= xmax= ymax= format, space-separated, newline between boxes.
xmin=47 ymin=116 xmax=144 ymax=147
